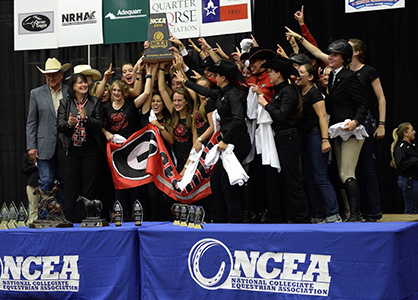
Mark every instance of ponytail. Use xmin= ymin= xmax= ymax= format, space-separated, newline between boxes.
xmin=390 ymin=122 xmax=411 ymax=168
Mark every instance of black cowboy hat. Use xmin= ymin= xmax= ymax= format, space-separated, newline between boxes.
xmin=240 ymin=47 xmax=276 ymax=61
xmin=208 ymin=59 xmax=245 ymax=83
xmin=261 ymin=56 xmax=300 ymax=77
xmin=201 ymin=56 xmax=214 ymax=67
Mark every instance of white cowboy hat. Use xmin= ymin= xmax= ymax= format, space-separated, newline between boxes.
xmin=37 ymin=57 xmax=71 ymax=74
xmin=73 ymin=64 xmax=102 ymax=80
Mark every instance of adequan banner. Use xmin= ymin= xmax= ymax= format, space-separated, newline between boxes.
xmin=149 ymin=0 xmax=200 ymax=39
xmin=103 ymin=0 xmax=149 ymax=44
xmin=14 ymin=0 xmax=58 ymax=51
xmin=200 ymin=0 xmax=252 ymax=37
xmin=57 ymin=0 xmax=103 ymax=47
xmin=345 ymin=0 xmax=405 ymax=13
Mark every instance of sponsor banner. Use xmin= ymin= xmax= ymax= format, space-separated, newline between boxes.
xmin=103 ymin=0 xmax=148 ymax=44
xmin=14 ymin=0 xmax=57 ymax=50
xmin=200 ymin=0 xmax=252 ymax=37
xmin=150 ymin=0 xmax=200 ymax=39
xmin=107 ymin=123 xmax=216 ymax=203
xmin=345 ymin=0 xmax=405 ymax=13
xmin=57 ymin=0 xmax=103 ymax=47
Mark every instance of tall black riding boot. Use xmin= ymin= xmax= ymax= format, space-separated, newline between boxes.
xmin=344 ymin=178 xmax=363 ymax=222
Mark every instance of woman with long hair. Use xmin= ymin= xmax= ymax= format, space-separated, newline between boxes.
xmin=101 ymin=64 xmax=155 ymax=221
xmin=297 ymin=63 xmax=341 ymax=223
xmin=391 ymin=122 xmax=418 ymax=214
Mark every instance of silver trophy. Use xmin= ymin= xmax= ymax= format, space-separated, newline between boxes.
xmin=193 ymin=206 xmax=205 ymax=229
xmin=0 ymin=203 xmax=10 ymax=229
xmin=8 ymin=202 xmax=18 ymax=229
xmin=113 ymin=200 xmax=123 ymax=226
xmin=132 ymin=200 xmax=143 ymax=226
xmin=179 ymin=205 xmax=189 ymax=227
xmin=17 ymin=202 xmax=28 ymax=227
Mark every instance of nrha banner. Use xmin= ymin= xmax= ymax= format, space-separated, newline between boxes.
xmin=345 ymin=0 xmax=405 ymax=13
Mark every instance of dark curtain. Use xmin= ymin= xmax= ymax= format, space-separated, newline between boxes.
xmin=0 ymin=0 xmax=415 ymax=213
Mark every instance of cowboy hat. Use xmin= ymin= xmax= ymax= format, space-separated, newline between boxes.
xmin=37 ymin=58 xmax=71 ymax=74
xmin=240 ymin=47 xmax=276 ymax=62
xmin=208 ymin=60 xmax=245 ymax=83
xmin=73 ymin=64 xmax=102 ymax=80
xmin=261 ymin=56 xmax=300 ymax=77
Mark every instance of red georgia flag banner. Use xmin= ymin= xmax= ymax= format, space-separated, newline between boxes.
xmin=107 ymin=123 xmax=221 ymax=203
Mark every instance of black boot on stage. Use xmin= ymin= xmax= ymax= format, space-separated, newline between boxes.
xmin=344 ymin=177 xmax=364 ymax=222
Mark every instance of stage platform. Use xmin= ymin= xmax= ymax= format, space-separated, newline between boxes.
xmin=0 ymin=221 xmax=417 ymax=299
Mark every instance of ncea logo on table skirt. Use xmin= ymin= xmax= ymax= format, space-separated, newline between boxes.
xmin=188 ymin=239 xmax=331 ymax=297
xmin=0 ymin=255 xmax=79 ymax=292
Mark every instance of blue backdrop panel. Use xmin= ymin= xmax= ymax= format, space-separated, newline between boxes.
xmin=0 ymin=223 xmax=142 ymax=300
xmin=138 ymin=222 xmax=418 ymax=300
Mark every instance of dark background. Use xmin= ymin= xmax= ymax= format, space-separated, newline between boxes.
xmin=0 ymin=0 xmax=414 ymax=213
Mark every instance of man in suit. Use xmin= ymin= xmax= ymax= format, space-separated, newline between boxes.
xmin=26 ymin=58 xmax=71 ymax=198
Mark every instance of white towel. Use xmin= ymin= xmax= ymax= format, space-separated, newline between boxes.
xmin=255 ymin=104 xmax=281 ymax=172
xmin=205 ymin=144 xmax=249 ymax=186
xmin=177 ymin=148 xmax=204 ymax=191
xmin=328 ymin=119 xmax=369 ymax=141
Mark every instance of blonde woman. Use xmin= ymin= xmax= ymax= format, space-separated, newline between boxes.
xmin=391 ymin=123 xmax=418 ymax=214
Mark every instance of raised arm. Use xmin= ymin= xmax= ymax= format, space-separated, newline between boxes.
xmin=134 ymin=63 xmax=157 ymax=108
xmin=95 ymin=63 xmax=114 ymax=99
xmin=285 ymin=26 xmax=328 ymax=63
xmin=157 ymin=62 xmax=174 ymax=113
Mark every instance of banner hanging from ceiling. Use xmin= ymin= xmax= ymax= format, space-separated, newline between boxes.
xmin=149 ymin=0 xmax=200 ymax=39
xmin=103 ymin=0 xmax=149 ymax=44
xmin=56 ymin=0 xmax=103 ymax=47
xmin=14 ymin=0 xmax=58 ymax=51
xmin=200 ymin=0 xmax=252 ymax=37
xmin=345 ymin=0 xmax=405 ymax=13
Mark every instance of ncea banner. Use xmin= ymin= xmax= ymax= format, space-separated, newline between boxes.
xmin=149 ymin=0 xmax=200 ymax=39
xmin=345 ymin=0 xmax=405 ymax=13
xmin=14 ymin=0 xmax=57 ymax=50
xmin=57 ymin=0 xmax=103 ymax=47
xmin=200 ymin=0 xmax=252 ymax=37
xmin=103 ymin=0 xmax=149 ymax=44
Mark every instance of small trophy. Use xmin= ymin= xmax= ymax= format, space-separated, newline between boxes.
xmin=194 ymin=206 xmax=205 ymax=229
xmin=132 ymin=200 xmax=143 ymax=226
xmin=143 ymin=13 xmax=174 ymax=62
xmin=179 ymin=205 xmax=189 ymax=227
xmin=8 ymin=202 xmax=18 ymax=229
xmin=17 ymin=202 xmax=28 ymax=227
xmin=172 ymin=203 xmax=181 ymax=226
xmin=187 ymin=206 xmax=196 ymax=228
xmin=78 ymin=196 xmax=109 ymax=228
xmin=113 ymin=200 xmax=123 ymax=226
xmin=0 ymin=203 xmax=10 ymax=229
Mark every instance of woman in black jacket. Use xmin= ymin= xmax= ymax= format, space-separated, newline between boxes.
xmin=391 ymin=122 xmax=418 ymax=214
xmin=182 ymin=60 xmax=251 ymax=223
xmin=257 ymin=56 xmax=310 ymax=223
xmin=57 ymin=73 xmax=104 ymax=222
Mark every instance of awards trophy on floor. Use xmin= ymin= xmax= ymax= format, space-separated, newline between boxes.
xmin=113 ymin=200 xmax=123 ymax=226
xmin=0 ymin=203 xmax=10 ymax=229
xmin=8 ymin=201 xmax=18 ymax=229
xmin=143 ymin=13 xmax=174 ymax=63
xmin=172 ymin=203 xmax=181 ymax=226
xmin=17 ymin=202 xmax=28 ymax=227
xmin=77 ymin=196 xmax=109 ymax=228
xmin=29 ymin=182 xmax=73 ymax=228
xmin=132 ymin=200 xmax=143 ymax=226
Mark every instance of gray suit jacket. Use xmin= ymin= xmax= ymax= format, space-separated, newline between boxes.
xmin=26 ymin=83 xmax=68 ymax=160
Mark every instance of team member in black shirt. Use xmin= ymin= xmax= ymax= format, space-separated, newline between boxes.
xmin=258 ymin=56 xmax=310 ymax=223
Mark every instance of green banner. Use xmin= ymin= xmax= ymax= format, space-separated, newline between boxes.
xmin=103 ymin=0 xmax=149 ymax=44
